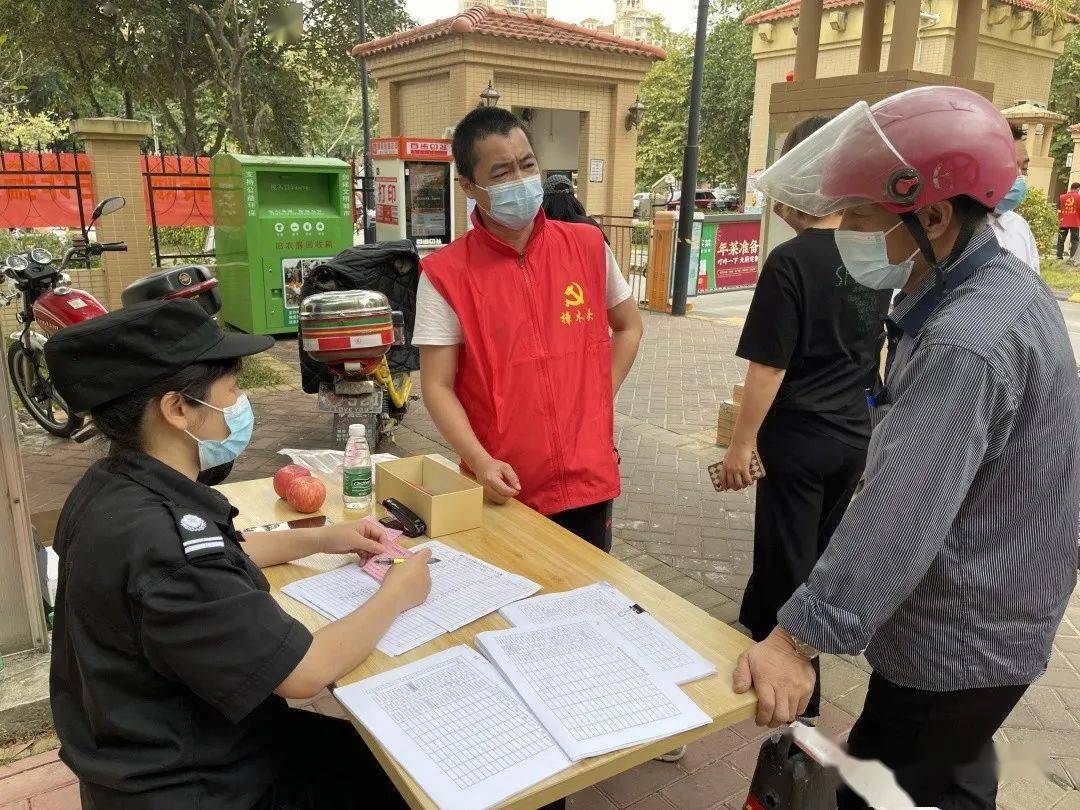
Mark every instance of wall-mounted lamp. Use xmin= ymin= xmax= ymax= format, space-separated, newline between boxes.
xmin=626 ymin=98 xmax=646 ymax=130
xmin=479 ymin=81 xmax=501 ymax=108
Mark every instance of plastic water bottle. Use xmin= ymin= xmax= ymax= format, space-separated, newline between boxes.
xmin=343 ymin=424 xmax=373 ymax=511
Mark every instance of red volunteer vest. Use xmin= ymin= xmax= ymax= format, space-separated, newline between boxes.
xmin=1060 ymin=192 xmax=1080 ymax=228
xmin=421 ymin=210 xmax=621 ymax=516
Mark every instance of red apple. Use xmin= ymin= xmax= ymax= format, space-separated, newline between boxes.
xmin=286 ymin=476 xmax=326 ymax=514
xmin=274 ymin=465 xmax=311 ymax=499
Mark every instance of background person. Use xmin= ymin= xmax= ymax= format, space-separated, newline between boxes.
xmin=740 ymin=86 xmax=1079 ymax=810
xmin=717 ymin=115 xmax=890 ymax=720
xmin=990 ymin=124 xmax=1039 ymax=273
xmin=1057 ymin=181 xmax=1080 ymax=260
xmin=542 ymin=173 xmax=608 ymax=241
xmin=415 ymin=107 xmax=643 ymax=553
xmin=44 ymin=300 xmax=431 ymax=810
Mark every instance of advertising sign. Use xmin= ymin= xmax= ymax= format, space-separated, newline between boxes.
xmin=375 ymin=177 xmax=399 ymax=225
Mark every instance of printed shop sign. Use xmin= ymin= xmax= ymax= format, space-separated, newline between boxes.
xmin=697 ymin=219 xmax=760 ymax=292
xmin=375 ymin=177 xmax=399 ymax=225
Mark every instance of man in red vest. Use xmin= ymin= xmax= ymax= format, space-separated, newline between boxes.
xmin=415 ymin=107 xmax=643 ymax=551
xmin=1057 ymin=182 xmax=1080 ymax=260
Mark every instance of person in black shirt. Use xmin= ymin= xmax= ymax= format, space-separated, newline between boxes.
xmin=43 ymin=300 xmax=431 ymax=809
xmin=715 ymin=116 xmax=890 ymax=718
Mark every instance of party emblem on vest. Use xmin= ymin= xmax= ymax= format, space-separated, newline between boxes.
xmin=180 ymin=514 xmax=207 ymax=532
xmin=560 ymin=282 xmax=594 ymax=326
xmin=564 ymin=282 xmax=585 ymax=308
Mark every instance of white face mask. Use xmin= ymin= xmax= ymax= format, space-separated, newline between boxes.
xmin=834 ymin=221 xmax=920 ymax=290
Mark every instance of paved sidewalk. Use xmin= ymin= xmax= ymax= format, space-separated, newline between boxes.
xmin=8 ymin=310 xmax=1080 ymax=808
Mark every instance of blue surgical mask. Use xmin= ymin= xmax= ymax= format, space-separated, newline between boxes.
xmin=185 ymin=394 xmax=254 ymax=471
xmin=994 ymin=175 xmax=1028 ymax=215
xmin=477 ymin=174 xmax=544 ymax=230
xmin=834 ymin=222 xmax=919 ymax=290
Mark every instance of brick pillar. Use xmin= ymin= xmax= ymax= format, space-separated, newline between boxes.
xmin=1068 ymin=129 xmax=1080 ymax=189
xmin=858 ymin=0 xmax=886 ymax=72
xmin=793 ymin=0 xmax=823 ymax=80
xmin=887 ymin=0 xmax=921 ymax=71
xmin=70 ymin=118 xmax=153 ymax=308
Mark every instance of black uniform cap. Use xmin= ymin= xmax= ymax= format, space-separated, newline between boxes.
xmin=44 ymin=299 xmax=273 ymax=413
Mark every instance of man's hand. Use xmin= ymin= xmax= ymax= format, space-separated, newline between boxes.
xmin=719 ymin=441 xmax=756 ymax=492
xmin=472 ymin=456 xmax=521 ymax=504
xmin=318 ymin=520 xmax=388 ymax=557
xmin=733 ymin=627 xmax=817 ymax=727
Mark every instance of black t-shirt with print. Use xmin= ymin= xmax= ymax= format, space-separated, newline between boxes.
xmin=736 ymin=228 xmax=891 ymax=448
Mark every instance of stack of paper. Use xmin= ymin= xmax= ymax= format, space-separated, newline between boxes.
xmin=336 ymin=620 xmax=711 ymax=808
xmin=413 ymin=540 xmax=540 ymax=632
xmin=499 ymin=582 xmax=716 ymax=685
xmin=282 ymin=564 xmax=444 ymax=656
xmin=280 ymin=540 xmax=540 ymax=655
xmin=474 ymin=620 xmax=710 ymax=759
xmin=335 ymin=646 xmax=571 ymax=809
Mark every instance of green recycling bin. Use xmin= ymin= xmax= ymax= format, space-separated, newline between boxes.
xmin=210 ymin=154 xmax=354 ymax=335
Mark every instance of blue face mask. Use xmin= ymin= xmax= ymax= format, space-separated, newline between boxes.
xmin=477 ymin=174 xmax=544 ymax=230
xmin=185 ymin=394 xmax=254 ymax=471
xmin=995 ymin=175 xmax=1028 ymax=215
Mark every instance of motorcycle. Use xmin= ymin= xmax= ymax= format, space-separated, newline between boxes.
xmin=297 ymin=241 xmax=420 ymax=450
xmin=2 ymin=195 xmax=223 ymax=447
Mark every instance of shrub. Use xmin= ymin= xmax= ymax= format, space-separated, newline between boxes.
xmin=1017 ymin=187 xmax=1057 ymax=257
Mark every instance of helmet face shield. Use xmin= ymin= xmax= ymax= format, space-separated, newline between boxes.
xmin=754 ymin=102 xmax=917 ymax=218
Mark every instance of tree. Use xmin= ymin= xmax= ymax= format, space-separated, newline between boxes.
xmin=635 ymin=0 xmax=780 ymax=192
xmin=0 ymin=0 xmax=410 ymax=156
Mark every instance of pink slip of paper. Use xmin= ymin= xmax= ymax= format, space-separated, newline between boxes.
xmin=359 ymin=516 xmax=412 ymax=582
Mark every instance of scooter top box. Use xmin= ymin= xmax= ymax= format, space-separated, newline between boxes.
xmin=121 ymin=265 xmax=221 ymax=316
xmin=299 ymin=290 xmax=395 ymax=365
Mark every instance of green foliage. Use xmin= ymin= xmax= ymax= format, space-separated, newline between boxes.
xmin=0 ymin=0 xmax=409 ymax=157
xmin=1049 ymin=27 xmax=1080 ymax=188
xmin=1017 ymin=188 xmax=1058 ymax=257
xmin=0 ymin=230 xmax=69 ymax=261
xmin=0 ymin=107 xmax=66 ymax=146
xmin=238 ymin=354 xmax=285 ymax=389
xmin=1041 ymin=257 xmax=1080 ymax=295
xmin=636 ymin=0 xmax=781 ymax=192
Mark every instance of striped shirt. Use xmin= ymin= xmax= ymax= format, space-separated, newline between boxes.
xmin=778 ymin=226 xmax=1080 ymax=690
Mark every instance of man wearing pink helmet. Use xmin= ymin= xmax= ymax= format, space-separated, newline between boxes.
xmin=733 ymin=86 xmax=1080 ymax=809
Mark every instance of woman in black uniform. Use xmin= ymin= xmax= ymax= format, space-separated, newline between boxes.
xmin=716 ymin=117 xmax=890 ymax=719
xmin=44 ymin=299 xmax=431 ymax=809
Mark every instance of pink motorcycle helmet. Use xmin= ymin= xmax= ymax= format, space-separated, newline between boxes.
xmin=754 ymin=86 xmax=1017 ymax=217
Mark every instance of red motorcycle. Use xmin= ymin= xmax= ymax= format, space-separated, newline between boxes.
xmin=2 ymin=196 xmax=220 ymax=438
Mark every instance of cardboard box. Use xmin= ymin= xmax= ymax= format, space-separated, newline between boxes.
xmin=374 ymin=456 xmax=483 ymax=537
xmin=716 ymin=382 xmax=745 ymax=447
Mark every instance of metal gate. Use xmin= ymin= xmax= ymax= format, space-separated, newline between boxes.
xmin=141 ymin=149 xmax=214 ymax=267
xmin=0 ymin=139 xmax=91 ymax=235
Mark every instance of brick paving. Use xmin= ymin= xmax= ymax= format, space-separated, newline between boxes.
xmin=8 ymin=310 xmax=1080 ymax=807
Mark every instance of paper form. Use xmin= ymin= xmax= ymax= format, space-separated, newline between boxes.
xmin=475 ymin=620 xmax=710 ymax=760
xmin=334 ymin=646 xmax=571 ymax=810
xmin=281 ymin=564 xmax=443 ymax=656
xmin=412 ymin=541 xmax=540 ymax=632
xmin=499 ymin=582 xmax=716 ymax=685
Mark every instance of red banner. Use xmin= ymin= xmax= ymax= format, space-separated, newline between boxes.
xmin=0 ymin=151 xmax=93 ymax=229
xmin=707 ymin=219 xmax=760 ymax=290
xmin=0 ymin=152 xmax=213 ymax=229
xmin=140 ymin=155 xmax=213 ymax=228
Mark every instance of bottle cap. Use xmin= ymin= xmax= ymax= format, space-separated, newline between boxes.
xmin=349 ymin=423 xmax=366 ymax=438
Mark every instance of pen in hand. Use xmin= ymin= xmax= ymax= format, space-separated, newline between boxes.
xmin=374 ymin=557 xmax=440 ymax=565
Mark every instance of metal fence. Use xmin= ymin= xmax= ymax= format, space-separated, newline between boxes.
xmin=592 ymin=214 xmax=651 ymax=307
xmin=141 ymin=149 xmax=214 ymax=267
xmin=0 ymin=139 xmax=91 ymax=235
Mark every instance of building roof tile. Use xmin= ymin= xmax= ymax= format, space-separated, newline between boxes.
xmin=352 ymin=5 xmax=667 ymax=60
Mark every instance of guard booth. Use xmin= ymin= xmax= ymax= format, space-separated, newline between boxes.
xmin=371 ymin=137 xmax=456 ymax=254
xmin=210 ymin=154 xmax=354 ymax=335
